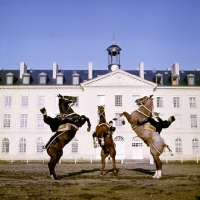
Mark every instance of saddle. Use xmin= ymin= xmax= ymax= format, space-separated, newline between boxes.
xmin=57 ymin=123 xmax=79 ymax=132
xmin=144 ymin=122 xmax=156 ymax=132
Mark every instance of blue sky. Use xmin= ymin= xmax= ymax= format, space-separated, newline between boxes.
xmin=0 ymin=0 xmax=200 ymax=71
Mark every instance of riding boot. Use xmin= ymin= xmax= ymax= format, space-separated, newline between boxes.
xmin=44 ymin=132 xmax=61 ymax=149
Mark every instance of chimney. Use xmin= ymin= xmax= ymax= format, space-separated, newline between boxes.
xmin=20 ymin=62 xmax=27 ymax=79
xmin=139 ymin=62 xmax=144 ymax=79
xmin=171 ymin=62 xmax=179 ymax=76
xmin=53 ymin=62 xmax=58 ymax=79
xmin=88 ymin=62 xmax=93 ymax=80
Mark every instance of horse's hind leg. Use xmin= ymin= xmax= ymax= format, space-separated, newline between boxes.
xmin=152 ymin=155 xmax=162 ymax=179
xmin=48 ymin=155 xmax=62 ymax=180
xmin=110 ymin=148 xmax=117 ymax=173
xmin=100 ymin=149 xmax=108 ymax=175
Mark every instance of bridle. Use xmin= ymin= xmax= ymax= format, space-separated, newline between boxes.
xmin=136 ymin=97 xmax=153 ymax=118
xmin=131 ymin=97 xmax=154 ymax=130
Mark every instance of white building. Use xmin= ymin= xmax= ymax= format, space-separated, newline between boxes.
xmin=0 ymin=44 xmax=200 ymax=162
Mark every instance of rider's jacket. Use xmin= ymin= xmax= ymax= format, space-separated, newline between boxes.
xmin=148 ymin=117 xmax=171 ymax=134
xmin=43 ymin=115 xmax=69 ymax=132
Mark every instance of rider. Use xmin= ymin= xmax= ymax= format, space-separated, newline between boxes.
xmin=138 ymin=115 xmax=175 ymax=134
xmin=40 ymin=107 xmax=80 ymax=149
xmin=109 ymin=121 xmax=116 ymax=135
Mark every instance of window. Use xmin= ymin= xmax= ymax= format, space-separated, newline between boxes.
xmin=115 ymin=113 xmax=122 ymax=127
xmin=97 ymin=95 xmax=105 ymax=106
xmin=38 ymin=96 xmax=45 ymax=107
xmin=37 ymin=114 xmax=44 ymax=128
xmin=23 ymin=76 xmax=30 ymax=84
xmin=191 ymin=115 xmax=197 ymax=128
xmin=173 ymin=97 xmax=180 ymax=107
xmin=114 ymin=136 xmax=124 ymax=141
xmin=192 ymin=138 xmax=199 ymax=154
xmin=20 ymin=114 xmax=28 ymax=128
xmin=115 ymin=95 xmax=122 ymax=106
xmin=3 ymin=114 xmax=11 ymax=128
xmin=132 ymin=95 xmax=140 ymax=106
xmin=173 ymin=114 xmax=181 ymax=128
xmin=72 ymin=73 xmax=80 ymax=85
xmin=4 ymin=96 xmax=12 ymax=107
xmin=7 ymin=76 xmax=13 ymax=84
xmin=156 ymin=97 xmax=163 ymax=107
xmin=19 ymin=138 xmax=26 ymax=153
xmin=21 ymin=96 xmax=28 ymax=107
xmin=187 ymin=74 xmax=195 ymax=86
xmin=175 ymin=138 xmax=182 ymax=154
xmin=171 ymin=75 xmax=178 ymax=85
xmin=56 ymin=76 xmax=63 ymax=84
xmin=73 ymin=96 xmax=79 ymax=107
xmin=155 ymin=74 xmax=163 ymax=85
xmin=189 ymin=97 xmax=196 ymax=108
xmin=40 ymin=76 xmax=46 ymax=84
xmin=71 ymin=137 xmax=78 ymax=153
xmin=1 ymin=138 xmax=9 ymax=153
xmin=36 ymin=138 xmax=44 ymax=153
xmin=55 ymin=96 xmax=59 ymax=107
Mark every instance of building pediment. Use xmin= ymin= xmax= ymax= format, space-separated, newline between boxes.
xmin=81 ymin=69 xmax=156 ymax=87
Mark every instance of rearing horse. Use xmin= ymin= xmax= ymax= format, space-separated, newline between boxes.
xmin=119 ymin=95 xmax=172 ymax=179
xmin=47 ymin=94 xmax=91 ymax=180
xmin=92 ymin=105 xmax=117 ymax=175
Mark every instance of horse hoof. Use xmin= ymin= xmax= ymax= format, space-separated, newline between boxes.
xmin=87 ymin=127 xmax=91 ymax=132
xmin=50 ymin=175 xmax=54 ymax=180
xmin=94 ymin=144 xmax=97 ymax=148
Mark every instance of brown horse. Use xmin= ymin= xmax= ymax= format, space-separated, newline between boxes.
xmin=92 ymin=105 xmax=117 ymax=175
xmin=119 ymin=95 xmax=172 ymax=179
xmin=47 ymin=94 xmax=91 ymax=180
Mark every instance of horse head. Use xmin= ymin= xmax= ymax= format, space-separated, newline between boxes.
xmin=135 ymin=95 xmax=154 ymax=117
xmin=58 ymin=94 xmax=77 ymax=114
xmin=98 ymin=105 xmax=105 ymax=117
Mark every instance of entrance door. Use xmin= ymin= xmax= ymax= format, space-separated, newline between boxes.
xmin=114 ymin=136 xmax=125 ymax=159
xmin=132 ymin=137 xmax=143 ymax=159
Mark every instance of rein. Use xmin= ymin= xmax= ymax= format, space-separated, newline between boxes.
xmin=136 ymin=97 xmax=153 ymax=118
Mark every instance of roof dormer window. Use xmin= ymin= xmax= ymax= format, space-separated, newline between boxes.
xmin=22 ymin=73 xmax=30 ymax=85
xmin=155 ymin=73 xmax=163 ymax=85
xmin=56 ymin=73 xmax=64 ymax=85
xmin=72 ymin=73 xmax=80 ymax=85
xmin=6 ymin=73 xmax=14 ymax=85
xmin=187 ymin=74 xmax=195 ymax=86
xmin=39 ymin=73 xmax=48 ymax=85
xmin=171 ymin=74 xmax=179 ymax=86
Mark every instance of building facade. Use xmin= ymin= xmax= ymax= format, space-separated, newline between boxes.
xmin=0 ymin=44 xmax=200 ymax=162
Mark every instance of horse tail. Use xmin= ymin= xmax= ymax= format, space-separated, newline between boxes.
xmin=165 ymin=145 xmax=173 ymax=156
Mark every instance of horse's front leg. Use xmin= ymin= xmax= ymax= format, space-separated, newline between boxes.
xmin=119 ymin=112 xmax=132 ymax=124
xmin=86 ymin=117 xmax=91 ymax=132
xmin=110 ymin=148 xmax=117 ymax=173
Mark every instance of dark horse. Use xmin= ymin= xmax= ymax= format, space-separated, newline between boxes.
xmin=47 ymin=94 xmax=91 ymax=180
xmin=92 ymin=105 xmax=117 ymax=175
xmin=119 ymin=95 xmax=172 ymax=179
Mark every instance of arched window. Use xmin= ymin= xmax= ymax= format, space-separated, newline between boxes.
xmin=1 ymin=138 xmax=9 ymax=153
xmin=36 ymin=137 xmax=44 ymax=153
xmin=19 ymin=138 xmax=26 ymax=153
xmin=175 ymin=138 xmax=182 ymax=154
xmin=71 ymin=137 xmax=78 ymax=153
xmin=192 ymin=138 xmax=199 ymax=154
xmin=114 ymin=136 xmax=124 ymax=141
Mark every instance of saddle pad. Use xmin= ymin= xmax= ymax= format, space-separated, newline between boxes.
xmin=57 ymin=123 xmax=78 ymax=132
xmin=144 ymin=122 xmax=156 ymax=132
